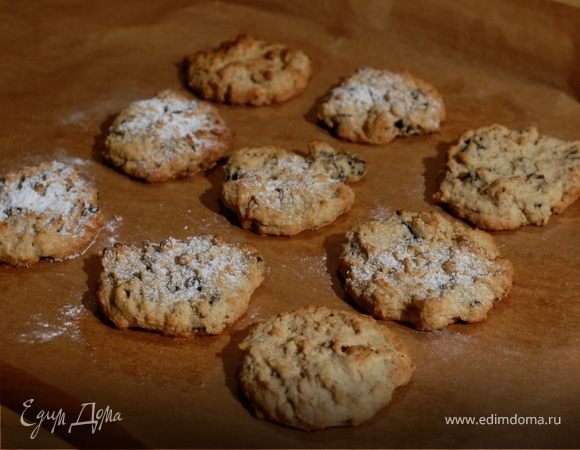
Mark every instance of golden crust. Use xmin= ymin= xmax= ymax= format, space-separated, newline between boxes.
xmin=186 ymin=34 xmax=312 ymax=106
xmin=238 ymin=306 xmax=414 ymax=430
xmin=434 ymin=124 xmax=580 ymax=230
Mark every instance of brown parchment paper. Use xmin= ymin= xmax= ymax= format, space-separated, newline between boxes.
xmin=1 ymin=0 xmax=579 ymax=448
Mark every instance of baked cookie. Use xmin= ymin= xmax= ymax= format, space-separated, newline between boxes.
xmin=97 ymin=235 xmax=264 ymax=337
xmin=339 ymin=211 xmax=512 ymax=330
xmin=434 ymin=125 xmax=580 ymax=230
xmin=0 ymin=161 xmax=103 ymax=267
xmin=186 ymin=34 xmax=312 ymax=106
xmin=222 ymin=140 xmax=367 ymax=236
xmin=238 ymin=306 xmax=414 ymax=430
xmin=318 ymin=67 xmax=445 ymax=144
xmin=104 ymin=90 xmax=233 ymax=183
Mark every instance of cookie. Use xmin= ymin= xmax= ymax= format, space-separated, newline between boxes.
xmin=434 ymin=125 xmax=580 ymax=230
xmin=104 ymin=90 xmax=234 ymax=183
xmin=186 ymin=34 xmax=312 ymax=106
xmin=0 ymin=161 xmax=103 ymax=267
xmin=238 ymin=306 xmax=414 ymax=430
xmin=339 ymin=211 xmax=512 ymax=330
xmin=318 ymin=67 xmax=445 ymax=144
xmin=222 ymin=140 xmax=367 ymax=236
xmin=97 ymin=235 xmax=265 ymax=337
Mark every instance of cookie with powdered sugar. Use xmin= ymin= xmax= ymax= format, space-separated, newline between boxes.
xmin=318 ymin=67 xmax=445 ymax=144
xmin=222 ymin=140 xmax=367 ymax=236
xmin=238 ymin=306 xmax=414 ymax=430
xmin=0 ymin=161 xmax=103 ymax=267
xmin=104 ymin=90 xmax=233 ymax=183
xmin=186 ymin=34 xmax=312 ymax=106
xmin=339 ymin=211 xmax=512 ymax=330
xmin=97 ymin=235 xmax=265 ymax=337
xmin=434 ymin=124 xmax=580 ymax=230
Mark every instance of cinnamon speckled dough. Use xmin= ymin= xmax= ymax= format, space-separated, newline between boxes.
xmin=104 ymin=90 xmax=233 ymax=183
xmin=186 ymin=34 xmax=312 ymax=106
xmin=222 ymin=140 xmax=367 ymax=236
xmin=318 ymin=67 xmax=446 ymax=144
xmin=97 ymin=235 xmax=265 ymax=337
xmin=339 ymin=211 xmax=513 ymax=330
xmin=238 ymin=306 xmax=414 ymax=430
xmin=0 ymin=161 xmax=103 ymax=267
xmin=434 ymin=125 xmax=580 ymax=230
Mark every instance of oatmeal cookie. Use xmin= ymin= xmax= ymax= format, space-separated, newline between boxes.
xmin=339 ymin=211 xmax=513 ymax=330
xmin=0 ymin=161 xmax=103 ymax=267
xmin=97 ymin=235 xmax=265 ymax=337
xmin=104 ymin=90 xmax=233 ymax=183
xmin=222 ymin=140 xmax=367 ymax=236
xmin=434 ymin=125 xmax=580 ymax=230
xmin=186 ymin=34 xmax=312 ymax=106
xmin=318 ymin=67 xmax=445 ymax=144
xmin=238 ymin=306 xmax=414 ymax=430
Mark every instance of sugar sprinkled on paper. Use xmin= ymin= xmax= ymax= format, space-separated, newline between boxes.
xmin=19 ymin=304 xmax=84 ymax=344
xmin=369 ymin=204 xmax=392 ymax=220
xmin=102 ymin=215 xmax=123 ymax=246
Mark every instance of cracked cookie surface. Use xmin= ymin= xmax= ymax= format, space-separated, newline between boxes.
xmin=318 ymin=67 xmax=445 ymax=144
xmin=104 ymin=90 xmax=233 ymax=183
xmin=97 ymin=235 xmax=265 ymax=337
xmin=0 ymin=161 xmax=103 ymax=267
xmin=186 ymin=34 xmax=312 ymax=106
xmin=434 ymin=125 xmax=580 ymax=230
xmin=339 ymin=211 xmax=512 ymax=330
xmin=238 ymin=305 xmax=414 ymax=430
xmin=222 ymin=140 xmax=367 ymax=236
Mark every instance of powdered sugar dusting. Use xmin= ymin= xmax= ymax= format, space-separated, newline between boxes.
xmin=102 ymin=236 xmax=259 ymax=304
xmin=0 ymin=161 xmax=99 ymax=234
xmin=349 ymin=219 xmax=494 ymax=300
xmin=297 ymin=254 xmax=328 ymax=280
xmin=102 ymin=215 xmax=123 ymax=246
xmin=323 ymin=66 xmax=443 ymax=131
xmin=228 ymin=151 xmax=338 ymax=212
xmin=18 ymin=304 xmax=84 ymax=344
xmin=111 ymin=91 xmax=220 ymax=152
xmin=58 ymin=97 xmax=123 ymax=129
xmin=428 ymin=329 xmax=522 ymax=362
xmin=369 ymin=204 xmax=392 ymax=220
xmin=60 ymin=111 xmax=88 ymax=126
xmin=196 ymin=214 xmax=229 ymax=234
xmin=0 ymin=162 xmax=75 ymax=220
xmin=48 ymin=148 xmax=94 ymax=169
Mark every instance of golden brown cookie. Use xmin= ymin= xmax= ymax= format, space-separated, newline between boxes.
xmin=186 ymin=34 xmax=312 ymax=106
xmin=318 ymin=67 xmax=445 ymax=144
xmin=97 ymin=235 xmax=265 ymax=337
xmin=238 ymin=306 xmax=414 ymax=430
xmin=339 ymin=211 xmax=513 ymax=330
xmin=434 ymin=124 xmax=580 ymax=230
xmin=222 ymin=140 xmax=367 ymax=236
xmin=104 ymin=90 xmax=233 ymax=183
xmin=0 ymin=161 xmax=103 ymax=267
